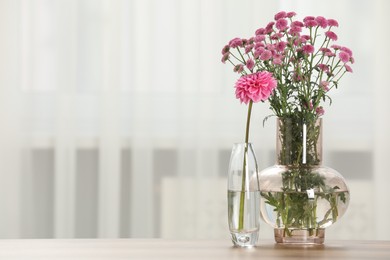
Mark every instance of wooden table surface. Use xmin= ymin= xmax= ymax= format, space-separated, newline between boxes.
xmin=0 ymin=239 xmax=389 ymax=259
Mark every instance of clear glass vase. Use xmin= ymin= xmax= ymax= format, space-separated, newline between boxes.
xmin=227 ymin=143 xmax=260 ymax=247
xmin=259 ymin=118 xmax=350 ymax=245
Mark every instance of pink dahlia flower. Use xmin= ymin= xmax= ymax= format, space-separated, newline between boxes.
xmin=235 ymin=71 xmax=277 ymax=104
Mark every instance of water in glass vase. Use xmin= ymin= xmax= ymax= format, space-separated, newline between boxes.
xmin=228 ymin=190 xmax=260 ymax=247
xmin=260 ymin=190 xmax=350 ymax=230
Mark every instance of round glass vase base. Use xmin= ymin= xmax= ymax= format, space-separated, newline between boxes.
xmin=230 ymin=231 xmax=259 ymax=248
xmin=274 ymin=228 xmax=325 ymax=245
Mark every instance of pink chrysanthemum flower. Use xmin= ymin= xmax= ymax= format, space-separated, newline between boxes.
xmin=271 ymin=33 xmax=283 ymax=40
xmin=260 ymin=50 xmax=272 ymax=61
xmin=286 ymin=11 xmax=296 ymax=18
xmin=233 ymin=64 xmax=244 ymax=73
xmin=331 ymin=44 xmax=342 ymax=50
xmin=291 ymin=21 xmax=304 ymax=28
xmin=235 ymin=71 xmax=277 ymax=104
xmin=266 ymin=43 xmax=275 ymax=51
xmin=341 ymin=46 xmax=353 ymax=57
xmin=246 ymin=59 xmax=255 ymax=70
xmin=276 ymin=41 xmax=287 ymax=52
xmin=274 ymin=11 xmax=287 ymax=20
xmin=276 ymin=18 xmax=288 ymax=31
xmin=315 ymin=16 xmax=328 ymax=28
xmin=255 ymin=28 xmax=265 ymax=35
xmin=302 ymin=44 xmax=315 ymax=54
xmin=318 ymin=64 xmax=329 ymax=72
xmin=325 ymin=31 xmax=338 ymax=41
xmin=327 ymin=19 xmax=339 ymax=27
xmin=254 ymin=47 xmax=265 ymax=58
xmin=265 ymin=22 xmax=275 ymax=34
xmin=229 ymin=38 xmax=243 ymax=48
xmin=221 ymin=53 xmax=229 ymax=63
xmin=305 ymin=20 xmax=318 ymax=28
xmin=289 ymin=26 xmax=302 ymax=35
xmin=245 ymin=44 xmax=254 ymax=54
xmin=325 ymin=51 xmax=335 ymax=57
xmin=273 ymin=58 xmax=283 ymax=65
xmin=345 ymin=64 xmax=353 ymax=73
xmin=255 ymin=35 xmax=266 ymax=42
xmin=273 ymin=54 xmax=284 ymax=65
xmin=339 ymin=51 xmax=350 ymax=63
xmin=221 ymin=45 xmax=230 ymax=55
xmin=303 ymin=16 xmax=315 ymax=22
xmin=255 ymin=42 xmax=265 ymax=49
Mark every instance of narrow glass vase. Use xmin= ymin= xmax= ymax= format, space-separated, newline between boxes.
xmin=227 ymin=143 xmax=260 ymax=247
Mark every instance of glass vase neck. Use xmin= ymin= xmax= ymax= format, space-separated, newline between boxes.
xmin=276 ymin=117 xmax=323 ymax=166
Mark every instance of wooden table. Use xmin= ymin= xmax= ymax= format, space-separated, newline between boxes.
xmin=0 ymin=239 xmax=389 ymax=259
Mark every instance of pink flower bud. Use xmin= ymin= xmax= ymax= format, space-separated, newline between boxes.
xmin=316 ymin=106 xmax=325 ymax=116
xmin=246 ymin=59 xmax=255 ymax=70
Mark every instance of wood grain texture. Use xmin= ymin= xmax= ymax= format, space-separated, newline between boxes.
xmin=0 ymin=239 xmax=389 ymax=259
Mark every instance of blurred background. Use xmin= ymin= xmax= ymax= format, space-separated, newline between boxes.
xmin=0 ymin=0 xmax=388 ymax=240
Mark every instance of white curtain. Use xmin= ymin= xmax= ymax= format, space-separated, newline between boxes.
xmin=0 ymin=0 xmax=388 ymax=239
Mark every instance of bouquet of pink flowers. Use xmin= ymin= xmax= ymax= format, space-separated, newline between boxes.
xmin=222 ymin=11 xmax=354 ymax=239
xmin=222 ymin=11 xmax=354 ymax=122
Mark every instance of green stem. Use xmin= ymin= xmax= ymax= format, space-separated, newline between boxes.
xmin=238 ymin=100 xmax=253 ymax=230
